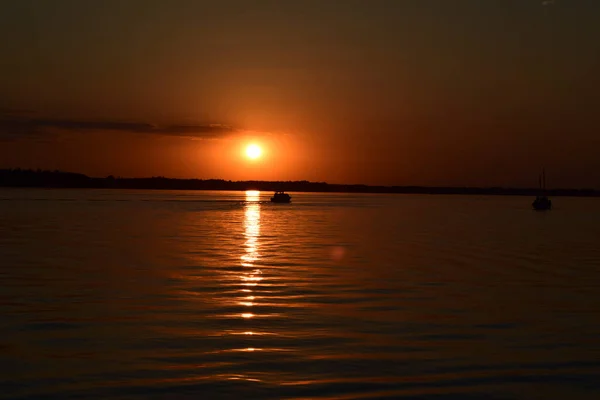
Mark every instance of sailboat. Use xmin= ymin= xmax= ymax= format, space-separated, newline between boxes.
xmin=532 ymin=168 xmax=552 ymax=211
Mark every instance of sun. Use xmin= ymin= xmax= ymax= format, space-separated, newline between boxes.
xmin=245 ymin=144 xmax=262 ymax=160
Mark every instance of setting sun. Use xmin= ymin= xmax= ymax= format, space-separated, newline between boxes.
xmin=245 ymin=144 xmax=262 ymax=160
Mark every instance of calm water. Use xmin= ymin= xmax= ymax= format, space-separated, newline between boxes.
xmin=1 ymin=189 xmax=600 ymax=399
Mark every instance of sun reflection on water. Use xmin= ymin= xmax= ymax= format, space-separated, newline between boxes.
xmin=241 ymin=191 xmax=260 ymax=267
xmin=240 ymin=190 xmax=261 ymax=319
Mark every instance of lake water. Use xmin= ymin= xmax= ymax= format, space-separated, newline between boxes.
xmin=1 ymin=189 xmax=600 ymax=399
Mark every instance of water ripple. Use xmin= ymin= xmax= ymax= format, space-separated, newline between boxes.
xmin=1 ymin=190 xmax=600 ymax=399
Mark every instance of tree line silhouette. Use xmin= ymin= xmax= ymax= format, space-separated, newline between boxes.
xmin=1 ymin=168 xmax=598 ymax=197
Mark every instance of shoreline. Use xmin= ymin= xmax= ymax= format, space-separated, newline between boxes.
xmin=1 ymin=170 xmax=599 ymax=197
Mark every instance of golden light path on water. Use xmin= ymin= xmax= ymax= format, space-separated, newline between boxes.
xmin=238 ymin=191 xmax=262 ymax=341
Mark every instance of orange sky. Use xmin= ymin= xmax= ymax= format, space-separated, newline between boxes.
xmin=1 ymin=1 xmax=599 ymax=188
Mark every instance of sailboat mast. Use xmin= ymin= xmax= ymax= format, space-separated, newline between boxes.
xmin=542 ymin=168 xmax=546 ymax=191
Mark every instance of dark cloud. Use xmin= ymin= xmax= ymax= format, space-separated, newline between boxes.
xmin=0 ymin=107 xmax=35 ymax=115
xmin=0 ymin=110 xmax=236 ymax=141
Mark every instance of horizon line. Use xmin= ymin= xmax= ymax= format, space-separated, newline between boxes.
xmin=1 ymin=168 xmax=599 ymax=194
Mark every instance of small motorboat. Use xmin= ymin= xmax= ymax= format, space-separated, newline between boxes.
xmin=271 ymin=191 xmax=291 ymax=203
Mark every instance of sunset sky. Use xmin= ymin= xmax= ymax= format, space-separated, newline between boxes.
xmin=1 ymin=0 xmax=599 ymax=188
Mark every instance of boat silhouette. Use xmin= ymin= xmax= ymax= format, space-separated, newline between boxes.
xmin=271 ymin=191 xmax=291 ymax=203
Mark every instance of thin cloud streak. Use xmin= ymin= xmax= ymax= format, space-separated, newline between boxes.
xmin=0 ymin=111 xmax=237 ymax=141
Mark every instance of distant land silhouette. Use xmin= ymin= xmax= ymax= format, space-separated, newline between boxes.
xmin=1 ymin=168 xmax=599 ymax=197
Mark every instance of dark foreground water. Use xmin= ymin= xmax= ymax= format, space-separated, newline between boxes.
xmin=1 ymin=189 xmax=600 ymax=399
